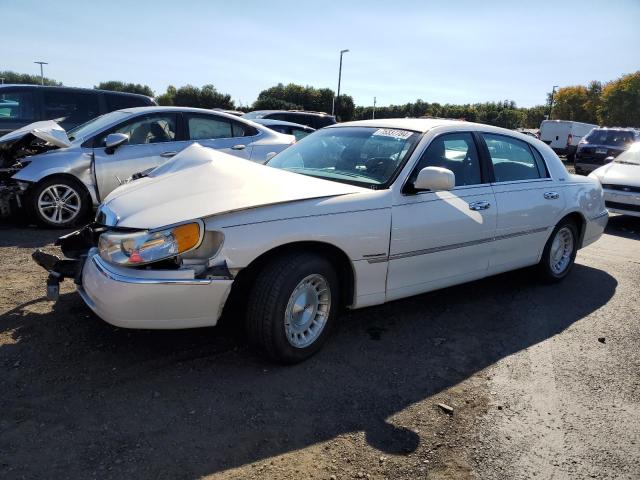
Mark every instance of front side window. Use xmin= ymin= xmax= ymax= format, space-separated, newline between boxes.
xmin=97 ymin=114 xmax=177 ymax=146
xmin=0 ymin=89 xmax=36 ymax=120
xmin=43 ymin=91 xmax=100 ymax=124
xmin=410 ymin=132 xmax=482 ymax=187
xmin=483 ymin=133 xmax=543 ymax=182
xmin=187 ymin=115 xmax=232 ymax=139
xmin=267 ymin=126 xmax=420 ymax=187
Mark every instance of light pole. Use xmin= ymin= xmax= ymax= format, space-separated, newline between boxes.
xmin=34 ymin=61 xmax=48 ymax=85
xmin=548 ymin=85 xmax=559 ymax=120
xmin=332 ymin=49 xmax=349 ymax=117
xmin=373 ymin=96 xmax=376 ymax=119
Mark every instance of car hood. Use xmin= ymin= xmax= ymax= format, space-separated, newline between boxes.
xmin=591 ymin=162 xmax=640 ymax=187
xmin=0 ymin=120 xmax=71 ymax=167
xmin=103 ymin=143 xmax=368 ymax=229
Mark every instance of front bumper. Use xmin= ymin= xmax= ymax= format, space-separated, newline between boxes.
xmin=80 ymin=251 xmax=233 ymax=329
xmin=604 ymin=190 xmax=640 ymax=218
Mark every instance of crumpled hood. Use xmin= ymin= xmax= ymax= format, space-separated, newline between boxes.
xmin=0 ymin=120 xmax=71 ymax=149
xmin=591 ymin=162 xmax=640 ymax=188
xmin=103 ymin=143 xmax=368 ymax=229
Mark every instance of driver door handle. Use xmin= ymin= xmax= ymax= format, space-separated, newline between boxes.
xmin=160 ymin=151 xmax=177 ymax=158
xmin=468 ymin=200 xmax=491 ymax=211
xmin=231 ymin=144 xmax=246 ymax=150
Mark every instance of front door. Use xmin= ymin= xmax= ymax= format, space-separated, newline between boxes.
xmin=387 ymin=132 xmax=497 ymax=300
xmin=93 ymin=113 xmax=180 ymax=199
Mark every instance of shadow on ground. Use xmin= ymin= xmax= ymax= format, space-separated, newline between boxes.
xmin=604 ymin=214 xmax=640 ymax=240
xmin=0 ymin=259 xmax=616 ymax=478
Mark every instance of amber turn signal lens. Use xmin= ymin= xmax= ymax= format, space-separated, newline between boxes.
xmin=173 ymin=223 xmax=200 ymax=252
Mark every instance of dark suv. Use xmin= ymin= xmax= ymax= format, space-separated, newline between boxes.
xmin=242 ymin=110 xmax=336 ymax=129
xmin=0 ymin=85 xmax=156 ymax=135
xmin=574 ymin=127 xmax=640 ymax=174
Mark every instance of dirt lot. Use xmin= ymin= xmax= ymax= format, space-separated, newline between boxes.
xmin=1 ymin=216 xmax=639 ymax=479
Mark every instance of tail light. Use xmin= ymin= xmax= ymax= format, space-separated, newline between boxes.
xmin=567 ymin=133 xmax=573 ymax=146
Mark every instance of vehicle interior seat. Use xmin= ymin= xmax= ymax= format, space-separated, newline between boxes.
xmin=130 ymin=123 xmax=152 ymax=144
xmin=149 ymin=122 xmax=171 ymax=143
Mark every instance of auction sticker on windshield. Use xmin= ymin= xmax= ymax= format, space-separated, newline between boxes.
xmin=373 ymin=128 xmax=414 ymax=139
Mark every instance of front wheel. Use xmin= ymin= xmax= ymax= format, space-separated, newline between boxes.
xmin=29 ymin=177 xmax=90 ymax=228
xmin=537 ymin=219 xmax=578 ymax=282
xmin=245 ymin=253 xmax=339 ymax=363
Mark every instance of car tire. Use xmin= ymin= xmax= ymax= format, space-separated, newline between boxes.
xmin=537 ymin=219 xmax=579 ymax=283
xmin=245 ymin=253 xmax=339 ymax=364
xmin=28 ymin=176 xmax=90 ymax=229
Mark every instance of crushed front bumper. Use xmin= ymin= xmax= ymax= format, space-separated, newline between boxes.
xmin=33 ymin=224 xmax=233 ymax=329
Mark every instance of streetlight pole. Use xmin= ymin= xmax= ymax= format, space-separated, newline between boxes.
xmin=332 ymin=49 xmax=349 ymax=117
xmin=34 ymin=61 xmax=48 ymax=85
xmin=373 ymin=97 xmax=376 ymax=119
xmin=548 ymin=85 xmax=559 ymax=120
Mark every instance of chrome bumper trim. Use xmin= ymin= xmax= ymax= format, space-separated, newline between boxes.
xmin=91 ymin=255 xmax=212 ymax=285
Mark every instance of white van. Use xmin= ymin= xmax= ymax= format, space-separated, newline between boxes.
xmin=540 ymin=120 xmax=598 ymax=161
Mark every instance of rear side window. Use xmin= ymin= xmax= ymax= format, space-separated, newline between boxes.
xmin=0 ymin=89 xmax=36 ymax=120
xmin=187 ymin=115 xmax=232 ymax=139
xmin=105 ymin=93 xmax=151 ymax=112
xmin=482 ymin=133 xmax=544 ymax=182
xmin=411 ymin=132 xmax=482 ymax=187
xmin=43 ymin=91 xmax=100 ymax=124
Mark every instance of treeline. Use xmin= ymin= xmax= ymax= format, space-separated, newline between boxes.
xmin=3 ymin=70 xmax=638 ymax=128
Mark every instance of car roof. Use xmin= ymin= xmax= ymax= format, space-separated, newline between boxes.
xmin=253 ymin=118 xmax=315 ymax=129
xmin=333 ymin=118 xmax=470 ymax=133
xmin=118 ymin=106 xmax=249 ymax=116
xmin=247 ymin=110 xmax=334 ymax=117
xmin=0 ymin=84 xmax=152 ymax=99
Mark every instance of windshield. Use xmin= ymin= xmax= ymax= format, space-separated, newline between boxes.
xmin=267 ymin=126 xmax=421 ymax=187
xmin=66 ymin=111 xmax=128 ymax=142
xmin=613 ymin=142 xmax=640 ymax=165
xmin=584 ymin=129 xmax=635 ymax=147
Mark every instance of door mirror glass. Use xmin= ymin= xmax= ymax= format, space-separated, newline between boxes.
xmin=104 ymin=133 xmax=129 ymax=151
xmin=414 ymin=166 xmax=455 ymax=191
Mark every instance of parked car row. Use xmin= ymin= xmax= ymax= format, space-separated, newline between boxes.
xmin=30 ymin=118 xmax=608 ymax=363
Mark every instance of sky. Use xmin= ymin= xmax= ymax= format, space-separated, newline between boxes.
xmin=1 ymin=0 xmax=639 ymax=108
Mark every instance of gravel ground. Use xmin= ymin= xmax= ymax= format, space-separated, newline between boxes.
xmin=0 ymin=215 xmax=638 ymax=479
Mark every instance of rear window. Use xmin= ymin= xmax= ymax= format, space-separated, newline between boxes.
xmin=584 ymin=129 xmax=635 ymax=147
xmin=0 ymin=89 xmax=36 ymax=120
xmin=105 ymin=93 xmax=151 ymax=112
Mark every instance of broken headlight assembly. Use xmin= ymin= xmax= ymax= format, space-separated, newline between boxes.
xmin=98 ymin=220 xmax=207 ymax=267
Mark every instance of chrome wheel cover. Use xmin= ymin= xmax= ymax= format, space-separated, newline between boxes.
xmin=550 ymin=226 xmax=574 ymax=274
xmin=37 ymin=184 xmax=81 ymax=225
xmin=284 ymin=274 xmax=331 ymax=348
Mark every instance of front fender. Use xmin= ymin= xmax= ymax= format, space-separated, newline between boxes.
xmin=12 ymin=150 xmax=99 ymax=205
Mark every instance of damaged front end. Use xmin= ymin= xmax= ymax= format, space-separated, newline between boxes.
xmin=32 ymin=223 xmax=107 ymax=300
xmin=0 ymin=121 xmax=71 ymax=218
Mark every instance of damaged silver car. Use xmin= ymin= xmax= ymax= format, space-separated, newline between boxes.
xmin=0 ymin=107 xmax=294 ymax=227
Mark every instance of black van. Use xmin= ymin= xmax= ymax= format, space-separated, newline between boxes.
xmin=242 ymin=110 xmax=336 ymax=129
xmin=0 ymin=85 xmax=156 ymax=135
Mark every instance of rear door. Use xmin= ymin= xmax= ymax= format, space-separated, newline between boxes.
xmin=479 ymin=132 xmax=564 ymax=273
xmin=183 ymin=113 xmax=254 ymax=159
xmin=93 ymin=112 xmax=180 ymax=199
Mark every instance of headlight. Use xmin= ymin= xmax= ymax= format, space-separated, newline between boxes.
xmin=98 ymin=221 xmax=203 ymax=266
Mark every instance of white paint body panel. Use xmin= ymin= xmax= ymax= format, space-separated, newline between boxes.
xmin=78 ymin=120 xmax=608 ymax=330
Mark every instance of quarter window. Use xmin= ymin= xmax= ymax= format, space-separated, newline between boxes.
xmin=411 ymin=132 xmax=482 ymax=187
xmin=482 ymin=133 xmax=544 ymax=182
xmin=43 ymin=91 xmax=100 ymax=125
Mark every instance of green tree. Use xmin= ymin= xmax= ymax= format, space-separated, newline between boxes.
xmin=0 ymin=70 xmax=61 ymax=86
xmin=598 ymin=71 xmax=640 ymax=127
xmin=165 ymin=84 xmax=235 ymax=109
xmin=551 ymin=86 xmax=590 ymax=121
xmin=253 ymin=83 xmax=353 ymax=118
xmin=95 ymin=81 xmax=154 ymax=96
xmin=156 ymin=85 xmax=176 ymax=106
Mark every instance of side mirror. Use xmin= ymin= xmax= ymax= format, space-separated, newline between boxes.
xmin=413 ymin=166 xmax=455 ymax=191
xmin=104 ymin=133 xmax=129 ymax=154
xmin=605 ymin=156 xmax=615 ymax=163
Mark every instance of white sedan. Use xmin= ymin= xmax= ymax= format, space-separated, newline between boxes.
xmin=35 ymin=118 xmax=608 ymax=363
xmin=589 ymin=142 xmax=640 ymax=217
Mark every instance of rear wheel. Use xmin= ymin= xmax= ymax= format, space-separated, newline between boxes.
xmin=538 ymin=219 xmax=578 ymax=282
xmin=29 ymin=177 xmax=90 ymax=228
xmin=245 ymin=253 xmax=339 ymax=363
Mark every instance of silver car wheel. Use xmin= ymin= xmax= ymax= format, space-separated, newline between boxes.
xmin=549 ymin=226 xmax=574 ymax=274
xmin=284 ymin=274 xmax=331 ymax=348
xmin=37 ymin=184 xmax=81 ymax=225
